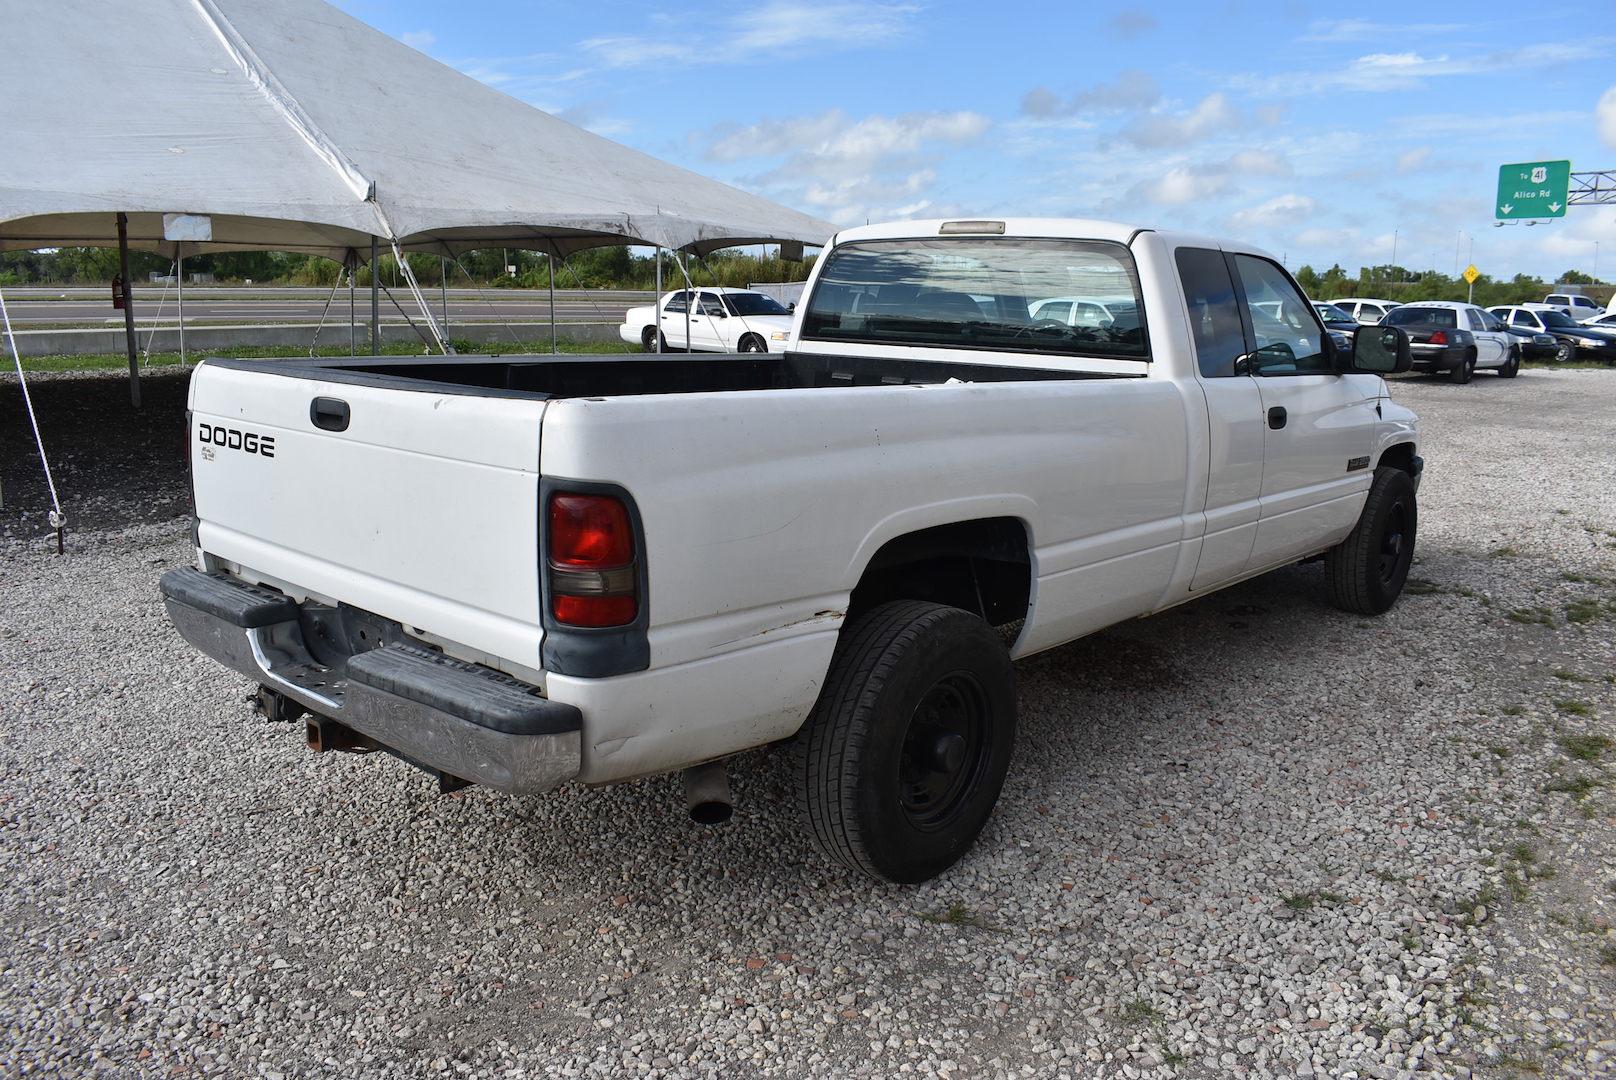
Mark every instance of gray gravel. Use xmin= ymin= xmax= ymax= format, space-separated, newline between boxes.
xmin=2 ymin=367 xmax=1614 ymax=1079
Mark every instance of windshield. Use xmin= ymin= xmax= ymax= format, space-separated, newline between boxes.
xmin=1384 ymin=307 xmax=1457 ymax=329
xmin=1538 ymin=310 xmax=1579 ymax=329
xmin=723 ymin=292 xmax=789 ymax=317
xmin=1314 ymin=303 xmax=1352 ymax=322
xmin=801 ymin=237 xmax=1148 ymax=359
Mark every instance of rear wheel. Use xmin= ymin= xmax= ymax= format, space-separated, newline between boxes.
xmin=1498 ymin=345 xmax=1520 ymax=378
xmin=795 ymin=601 xmax=1017 ymax=884
xmin=640 ymin=326 xmax=662 ymax=353
xmin=1325 ymin=466 xmax=1417 ymax=615
xmin=1449 ymin=349 xmax=1475 ymax=384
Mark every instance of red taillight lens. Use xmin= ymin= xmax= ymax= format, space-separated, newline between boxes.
xmin=547 ymin=492 xmax=638 ymax=627
xmin=1428 ymin=330 xmax=1447 ymax=345
xmin=549 ymin=493 xmax=634 ymax=569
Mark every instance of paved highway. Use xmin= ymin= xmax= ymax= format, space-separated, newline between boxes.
xmin=0 ymin=287 xmax=651 ymax=327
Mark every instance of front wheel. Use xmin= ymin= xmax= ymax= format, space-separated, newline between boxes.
xmin=1498 ymin=345 xmax=1520 ymax=378
xmin=1555 ymin=340 xmax=1574 ymax=363
xmin=1325 ymin=466 xmax=1417 ymax=615
xmin=738 ymin=333 xmax=767 ymax=353
xmin=794 ymin=601 xmax=1017 ymax=884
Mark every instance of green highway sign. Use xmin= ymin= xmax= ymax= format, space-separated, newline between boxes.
xmin=1496 ymin=160 xmax=1571 ymax=220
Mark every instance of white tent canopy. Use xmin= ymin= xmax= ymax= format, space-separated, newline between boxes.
xmin=0 ymin=0 xmax=835 ymax=260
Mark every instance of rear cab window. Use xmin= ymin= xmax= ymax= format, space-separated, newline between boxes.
xmin=800 ymin=237 xmax=1150 ymax=361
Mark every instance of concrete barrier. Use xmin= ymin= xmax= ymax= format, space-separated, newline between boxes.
xmin=7 ymin=320 xmax=624 ymax=358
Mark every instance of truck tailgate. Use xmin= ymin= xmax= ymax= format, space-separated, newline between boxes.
xmin=189 ymin=362 xmax=548 ymax=674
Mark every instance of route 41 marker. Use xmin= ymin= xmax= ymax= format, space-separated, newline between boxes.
xmin=1496 ymin=160 xmax=1570 ymax=220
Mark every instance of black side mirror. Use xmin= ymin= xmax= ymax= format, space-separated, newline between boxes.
xmin=1348 ymin=325 xmax=1412 ymax=374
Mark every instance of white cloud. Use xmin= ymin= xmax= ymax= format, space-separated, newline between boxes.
xmin=1145 ymin=167 xmax=1229 ymax=205
xmin=581 ymin=2 xmax=918 ymax=69
xmin=399 ymin=30 xmax=435 ymax=50
xmin=1108 ymin=10 xmax=1157 ymax=38
xmin=1228 ymin=149 xmax=1291 ymax=177
xmin=1236 ymin=37 xmax=1616 ymax=96
xmin=1396 ymin=147 xmax=1432 ymax=174
xmin=1124 ymin=93 xmax=1238 ymax=148
xmin=1021 ymin=71 xmax=1161 ymax=117
xmin=1231 ymin=193 xmax=1317 ymax=228
xmin=701 ymin=109 xmax=989 ymax=224
xmin=1599 ymin=86 xmax=1616 ymax=150
xmin=1300 ymin=19 xmax=1462 ymax=42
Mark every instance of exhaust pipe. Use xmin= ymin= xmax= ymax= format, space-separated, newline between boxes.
xmin=683 ymin=761 xmax=733 ymax=825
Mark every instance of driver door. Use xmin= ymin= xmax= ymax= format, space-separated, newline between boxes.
xmin=1229 ymin=254 xmax=1379 ymax=569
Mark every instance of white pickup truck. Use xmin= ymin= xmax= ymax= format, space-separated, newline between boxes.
xmin=161 ymin=218 xmax=1421 ymax=883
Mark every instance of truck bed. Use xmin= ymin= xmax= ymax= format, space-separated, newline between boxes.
xmin=201 ymin=351 xmax=1123 ymax=399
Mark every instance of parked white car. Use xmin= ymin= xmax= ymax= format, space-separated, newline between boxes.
xmin=1027 ymin=295 xmax=1141 ymax=331
xmin=1332 ymin=297 xmax=1403 ymax=326
xmin=1543 ymin=292 xmax=1606 ymax=321
xmin=619 ymin=287 xmax=793 ymax=353
xmin=162 ymin=217 xmax=1421 ymax=884
xmin=1580 ymin=311 xmax=1616 ymax=328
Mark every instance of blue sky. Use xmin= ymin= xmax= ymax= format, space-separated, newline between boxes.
xmin=339 ymin=1 xmax=1616 ymax=281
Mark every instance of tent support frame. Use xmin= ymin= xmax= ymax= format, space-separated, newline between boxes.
xmin=116 ymin=213 xmax=139 ymax=407
xmin=369 ymin=235 xmax=380 ymax=355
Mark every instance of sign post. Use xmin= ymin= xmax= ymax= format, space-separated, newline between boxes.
xmin=1496 ymin=161 xmax=1571 ymax=221
xmin=1463 ymin=263 xmax=1479 ymax=304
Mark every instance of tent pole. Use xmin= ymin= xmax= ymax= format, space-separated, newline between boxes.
xmin=548 ymin=252 xmax=557 ymax=355
xmin=440 ymin=256 xmax=450 ymax=343
xmin=683 ymin=253 xmax=691 ymax=353
xmin=654 ymin=247 xmax=662 ymax=353
xmin=176 ymin=248 xmax=186 ymax=364
xmin=348 ymin=252 xmax=356 ymax=356
xmin=370 ymin=235 xmax=380 ymax=355
xmin=116 ymin=213 xmax=140 ymax=407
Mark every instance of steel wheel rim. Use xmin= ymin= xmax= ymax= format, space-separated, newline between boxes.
xmin=898 ymin=671 xmax=990 ymax=832
xmin=1378 ymin=501 xmax=1409 ymax=585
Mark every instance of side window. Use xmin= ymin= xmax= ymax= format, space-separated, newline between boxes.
xmin=1513 ymin=310 xmax=1539 ymax=329
xmin=697 ymin=292 xmax=726 ymax=316
xmin=1230 ymin=254 xmax=1330 ymax=374
xmin=1175 ymin=246 xmax=1247 ymax=379
xmin=1482 ymin=312 xmax=1506 ymax=332
xmin=1363 ymin=304 xmax=1385 ymax=322
xmin=664 ymin=291 xmax=689 ymax=314
xmin=1033 ymin=299 xmax=1072 ymax=324
xmin=1464 ymin=309 xmax=1484 ymax=332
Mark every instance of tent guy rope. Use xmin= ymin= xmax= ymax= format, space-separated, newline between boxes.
xmin=1 ymin=285 xmax=66 ymax=553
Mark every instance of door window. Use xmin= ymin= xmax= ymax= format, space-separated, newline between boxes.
xmin=1464 ymin=309 xmax=1484 ymax=332
xmin=1511 ymin=310 xmax=1540 ymax=329
xmin=1230 ymin=254 xmax=1331 ymax=374
xmin=664 ymin=291 xmax=690 ymax=314
xmin=1175 ymin=247 xmax=1247 ymax=378
xmin=697 ymin=292 xmax=726 ymax=316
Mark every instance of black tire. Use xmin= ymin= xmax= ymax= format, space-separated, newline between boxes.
xmin=1555 ymin=340 xmax=1574 ymax=363
xmin=794 ymin=600 xmax=1017 ymax=884
xmin=1448 ymin=349 xmax=1475 ymax=384
xmin=1498 ymin=345 xmax=1520 ymax=378
xmin=640 ymin=326 xmax=659 ymax=353
xmin=738 ymin=333 xmax=767 ymax=353
xmin=1325 ymin=467 xmax=1417 ymax=616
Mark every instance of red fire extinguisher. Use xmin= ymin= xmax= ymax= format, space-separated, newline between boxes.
xmin=111 ymin=275 xmax=125 ymax=310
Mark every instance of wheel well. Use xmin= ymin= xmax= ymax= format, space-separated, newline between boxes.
xmin=849 ymin=518 xmax=1031 ymax=628
xmin=1378 ymin=442 xmax=1417 ymax=475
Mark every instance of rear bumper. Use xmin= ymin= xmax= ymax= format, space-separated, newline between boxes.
xmin=159 ymin=568 xmax=582 ymax=794
xmin=1408 ymin=343 xmax=1468 ymax=371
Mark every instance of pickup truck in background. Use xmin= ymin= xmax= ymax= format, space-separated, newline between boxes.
xmin=161 ymin=218 xmax=1420 ymax=883
xmin=618 ymin=286 xmax=793 ymax=353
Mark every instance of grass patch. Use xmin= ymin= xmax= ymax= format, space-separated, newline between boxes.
xmin=1553 ymin=669 xmax=1590 ymax=682
xmin=1600 ymin=944 xmax=1616 ymax=967
xmin=1544 ymin=775 xmax=1601 ymax=800
xmin=917 ymin=902 xmax=996 ymax=931
xmin=1404 ymin=578 xmax=1445 ymax=595
xmin=1119 ymin=998 xmax=1162 ymax=1025
xmin=1501 ymin=704 xmax=1526 ymax=717
xmin=1282 ymin=889 xmax=1344 ymax=912
xmin=1553 ymin=699 xmax=1594 ymax=717
xmin=1490 ymin=545 xmax=1520 ymax=558
xmin=1559 ymin=734 xmax=1612 ymax=762
xmin=1507 ymin=606 xmax=1555 ymax=626
xmin=1488 ymin=745 xmax=1512 ymax=757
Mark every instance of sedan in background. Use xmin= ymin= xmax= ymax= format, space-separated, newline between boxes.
xmin=1331 ymin=297 xmax=1402 ymax=326
xmin=1311 ymin=301 xmax=1358 ymax=356
xmin=1384 ymin=301 xmax=1518 ymax=382
xmin=620 ymin=287 xmax=794 ymax=353
xmin=1487 ymin=305 xmax=1616 ymax=364
xmin=1581 ymin=311 xmax=1616 ymax=329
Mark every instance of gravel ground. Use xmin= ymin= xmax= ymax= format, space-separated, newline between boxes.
xmin=2 ymin=367 xmax=1614 ymax=1079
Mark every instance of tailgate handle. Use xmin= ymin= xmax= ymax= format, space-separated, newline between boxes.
xmin=310 ymin=397 xmax=350 ymax=432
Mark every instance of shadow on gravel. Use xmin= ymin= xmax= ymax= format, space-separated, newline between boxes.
xmin=1 ymin=368 xmax=191 ymax=542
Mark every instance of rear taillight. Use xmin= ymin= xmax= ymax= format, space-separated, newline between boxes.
xmin=547 ymin=492 xmax=638 ymax=628
xmin=1428 ymin=330 xmax=1447 ymax=345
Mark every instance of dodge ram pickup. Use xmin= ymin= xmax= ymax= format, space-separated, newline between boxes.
xmin=161 ymin=218 xmax=1421 ymax=883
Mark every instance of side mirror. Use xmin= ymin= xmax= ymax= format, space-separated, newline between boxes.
xmin=1348 ymin=325 xmax=1411 ymax=374
xmin=787 ymin=301 xmax=797 ymax=312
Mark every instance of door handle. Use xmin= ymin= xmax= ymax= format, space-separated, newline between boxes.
xmin=1267 ymin=406 xmax=1287 ymax=430
xmin=310 ymin=396 xmax=350 ymax=432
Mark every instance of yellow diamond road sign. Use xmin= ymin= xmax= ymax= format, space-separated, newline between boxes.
xmin=1463 ymin=264 xmax=1480 ymax=285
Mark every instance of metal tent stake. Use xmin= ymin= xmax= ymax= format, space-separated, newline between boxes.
xmin=116 ymin=213 xmax=140 ymax=407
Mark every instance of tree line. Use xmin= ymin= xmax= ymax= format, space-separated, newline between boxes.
xmin=1295 ymin=263 xmax=1609 ymax=308
xmin=0 ymin=246 xmax=816 ymax=290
